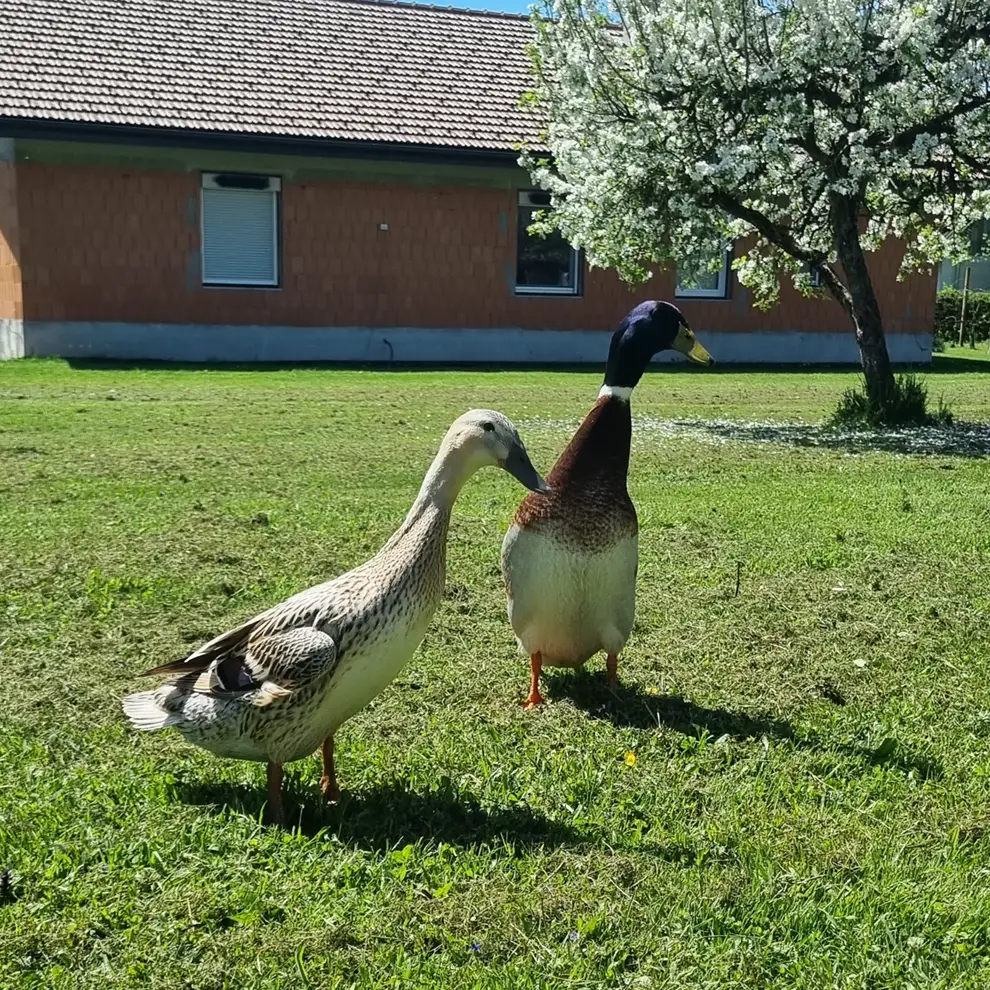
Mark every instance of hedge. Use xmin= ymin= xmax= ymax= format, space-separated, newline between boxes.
xmin=935 ymin=287 xmax=990 ymax=344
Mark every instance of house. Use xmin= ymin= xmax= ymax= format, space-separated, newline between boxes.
xmin=938 ymin=219 xmax=990 ymax=292
xmin=0 ymin=0 xmax=935 ymax=364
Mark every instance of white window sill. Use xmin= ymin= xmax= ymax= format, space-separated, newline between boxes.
xmin=514 ymin=285 xmax=581 ymax=296
xmin=203 ymin=281 xmax=281 ymax=289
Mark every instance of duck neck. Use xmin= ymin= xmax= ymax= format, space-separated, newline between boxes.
xmin=599 ymin=382 xmax=634 ymax=403
xmin=601 ymin=331 xmax=651 ymax=397
xmin=549 ymin=394 xmax=632 ymax=490
xmin=414 ymin=444 xmax=472 ymax=512
xmin=395 ymin=439 xmax=474 ymax=538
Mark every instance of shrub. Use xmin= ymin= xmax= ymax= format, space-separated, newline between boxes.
xmin=935 ymin=287 xmax=990 ymax=345
xmin=829 ymin=373 xmax=953 ymax=429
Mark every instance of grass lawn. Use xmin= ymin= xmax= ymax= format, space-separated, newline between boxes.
xmin=938 ymin=343 xmax=990 ymax=365
xmin=4 ymin=356 xmax=990 ymax=988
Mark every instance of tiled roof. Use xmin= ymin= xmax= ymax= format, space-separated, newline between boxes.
xmin=0 ymin=0 xmax=542 ymax=153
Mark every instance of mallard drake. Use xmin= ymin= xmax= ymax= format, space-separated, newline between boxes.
xmin=123 ymin=409 xmax=546 ymax=825
xmin=501 ymin=301 xmax=713 ymax=708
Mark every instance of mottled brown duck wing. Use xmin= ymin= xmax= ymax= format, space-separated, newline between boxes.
xmin=186 ymin=626 xmax=340 ymax=708
xmin=138 ymin=615 xmax=261 ymax=678
xmin=138 ymin=581 xmax=339 ymax=680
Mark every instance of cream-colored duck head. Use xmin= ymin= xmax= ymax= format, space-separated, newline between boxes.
xmin=439 ymin=409 xmax=547 ymax=493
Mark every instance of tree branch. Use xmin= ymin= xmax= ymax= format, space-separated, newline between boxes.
xmin=710 ymin=191 xmax=821 ymax=264
xmin=871 ymin=92 xmax=990 ymax=152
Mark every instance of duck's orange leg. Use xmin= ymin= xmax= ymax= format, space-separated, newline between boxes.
xmin=606 ymin=653 xmax=619 ymax=692
xmin=320 ymin=736 xmax=340 ymax=804
xmin=266 ymin=761 xmax=285 ymax=826
xmin=524 ymin=652 xmax=544 ymax=709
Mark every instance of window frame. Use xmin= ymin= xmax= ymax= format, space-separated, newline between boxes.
xmin=200 ymin=172 xmax=282 ymax=289
xmin=674 ymin=246 xmax=732 ymax=300
xmin=514 ymin=190 xmax=582 ymax=297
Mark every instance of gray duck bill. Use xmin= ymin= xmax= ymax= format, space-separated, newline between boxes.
xmin=504 ymin=445 xmax=547 ymax=492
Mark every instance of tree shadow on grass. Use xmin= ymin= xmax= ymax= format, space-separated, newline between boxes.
xmin=66 ymin=357 xmax=965 ymax=376
xmin=651 ymin=418 xmax=990 ymax=459
xmin=64 ymin=358 xmax=717 ymax=375
xmin=929 ymin=355 xmax=990 ymax=375
xmin=545 ymin=670 xmax=942 ymax=780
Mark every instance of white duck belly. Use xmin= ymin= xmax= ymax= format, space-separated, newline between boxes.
xmin=309 ymin=612 xmax=433 ymax=743
xmin=503 ymin=522 xmax=637 ymax=667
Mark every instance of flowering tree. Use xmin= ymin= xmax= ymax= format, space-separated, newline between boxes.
xmin=525 ymin=0 xmax=990 ymax=419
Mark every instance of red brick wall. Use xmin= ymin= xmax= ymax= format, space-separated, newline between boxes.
xmin=0 ymin=158 xmax=21 ymax=321
xmin=16 ymin=161 xmax=934 ymax=333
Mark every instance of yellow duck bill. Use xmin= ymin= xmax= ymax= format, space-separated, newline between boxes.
xmin=672 ymin=325 xmax=715 ymax=366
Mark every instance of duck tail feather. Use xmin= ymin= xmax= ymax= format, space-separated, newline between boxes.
xmin=121 ymin=691 xmax=182 ymax=732
xmin=139 ymin=657 xmax=209 ymax=678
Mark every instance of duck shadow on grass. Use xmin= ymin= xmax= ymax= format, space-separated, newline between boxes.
xmin=177 ymin=777 xmax=597 ymax=851
xmin=176 ymin=778 xmax=733 ymax=863
xmin=545 ymin=670 xmax=942 ymax=781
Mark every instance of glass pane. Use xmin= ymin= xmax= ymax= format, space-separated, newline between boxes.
xmin=676 ymin=247 xmax=728 ymax=293
xmin=969 ymin=260 xmax=990 ymax=292
xmin=937 ymin=259 xmax=959 ymax=290
xmin=677 ymin=267 xmax=722 ymax=292
xmin=516 ymin=207 xmax=575 ymax=289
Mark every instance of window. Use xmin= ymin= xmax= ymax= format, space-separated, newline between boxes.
xmin=808 ymin=264 xmax=823 ymax=288
xmin=969 ymin=217 xmax=990 ymax=259
xmin=675 ymin=246 xmax=731 ymax=299
xmin=938 ymin=218 xmax=990 ymax=291
xmin=201 ymin=173 xmax=280 ymax=287
xmin=515 ymin=191 xmax=581 ymax=295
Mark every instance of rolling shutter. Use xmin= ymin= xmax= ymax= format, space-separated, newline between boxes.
xmin=201 ymin=174 xmax=280 ymax=286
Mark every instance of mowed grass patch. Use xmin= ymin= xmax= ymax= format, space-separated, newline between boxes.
xmin=3 ymin=358 xmax=990 ymax=988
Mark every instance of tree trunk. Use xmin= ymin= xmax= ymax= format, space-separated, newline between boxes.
xmin=829 ymin=193 xmax=896 ymax=412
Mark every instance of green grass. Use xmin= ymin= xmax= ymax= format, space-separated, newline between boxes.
xmin=4 ymin=357 xmax=990 ymax=988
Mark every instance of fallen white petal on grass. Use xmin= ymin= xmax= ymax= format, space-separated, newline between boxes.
xmin=519 ymin=417 xmax=990 ymax=460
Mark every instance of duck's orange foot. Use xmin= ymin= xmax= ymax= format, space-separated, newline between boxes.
xmin=524 ymin=652 xmax=544 ymax=710
xmin=320 ymin=736 xmax=340 ymax=804
xmin=266 ymin=761 xmax=286 ymax=827
xmin=606 ymin=654 xmax=619 ymax=693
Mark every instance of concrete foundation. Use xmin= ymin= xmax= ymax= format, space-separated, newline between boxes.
xmin=0 ymin=319 xmax=24 ymax=359
xmin=14 ymin=322 xmax=933 ymax=365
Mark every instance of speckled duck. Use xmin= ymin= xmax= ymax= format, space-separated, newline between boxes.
xmin=123 ymin=410 xmax=546 ymax=825
xmin=501 ymin=301 xmax=714 ymax=708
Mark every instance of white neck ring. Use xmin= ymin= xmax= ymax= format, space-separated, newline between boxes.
xmin=599 ymin=384 xmax=632 ymax=402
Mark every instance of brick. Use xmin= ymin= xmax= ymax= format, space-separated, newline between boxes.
xmin=0 ymin=159 xmax=22 ymax=320
xmin=10 ymin=160 xmax=937 ymax=333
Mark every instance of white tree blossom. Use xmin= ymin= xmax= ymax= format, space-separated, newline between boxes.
xmin=524 ymin=0 xmax=990 ymax=409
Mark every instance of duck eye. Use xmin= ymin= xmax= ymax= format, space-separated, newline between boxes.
xmin=481 ymin=422 xmax=495 ymax=433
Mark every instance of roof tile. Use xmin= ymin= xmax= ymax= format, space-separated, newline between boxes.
xmin=0 ymin=0 xmax=541 ymax=151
